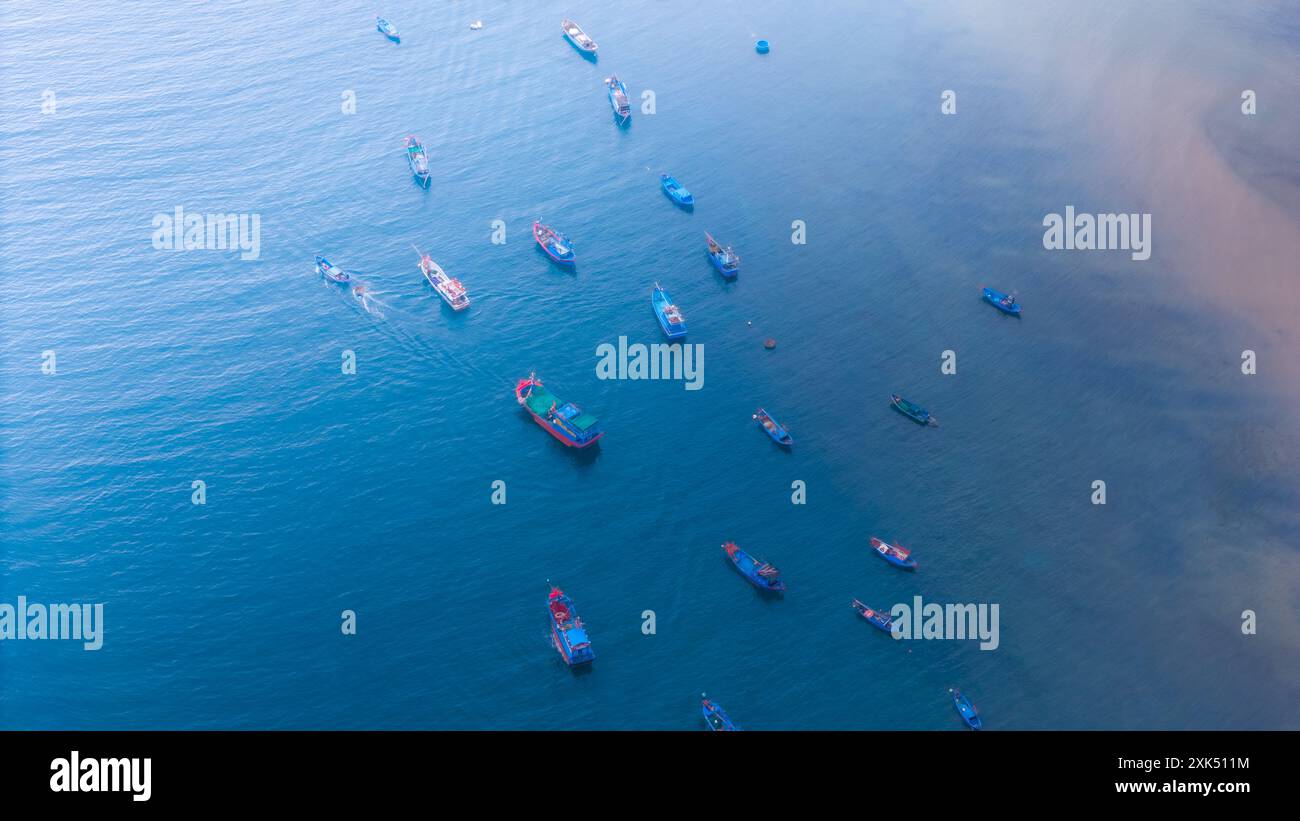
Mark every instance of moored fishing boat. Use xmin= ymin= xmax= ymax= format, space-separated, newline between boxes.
xmin=722 ymin=541 xmax=786 ymax=592
xmin=375 ymin=16 xmax=399 ymax=40
xmin=869 ymin=536 xmax=918 ymax=570
xmin=516 ymin=373 xmax=603 ymax=447
xmin=548 ymin=587 xmax=594 ymax=666
xmin=416 ymin=252 xmax=470 ymax=311
xmin=753 ymin=408 xmax=793 ymax=447
xmin=605 ymin=75 xmax=631 ymax=122
xmin=950 ymin=688 xmax=982 ymax=730
xmin=562 ymin=18 xmax=598 ymax=55
xmin=705 ymin=232 xmax=739 ymax=278
xmin=651 ymin=282 xmax=687 ymax=339
xmin=851 ymin=599 xmax=895 ymax=634
xmin=315 ymin=255 xmax=349 ymax=283
xmin=890 ymin=394 xmax=938 ymax=426
xmin=701 ymin=697 xmax=740 ymax=731
xmin=532 ymin=221 xmax=575 ymax=264
xmin=982 ymin=286 xmax=1021 ymax=315
xmin=403 ymin=136 xmax=430 ymax=187
xmin=660 ymin=174 xmax=694 ymax=208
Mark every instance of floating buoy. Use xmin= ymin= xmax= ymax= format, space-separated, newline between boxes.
xmin=746 ymin=320 xmax=753 ymax=326
xmin=764 ymin=338 xmax=776 ymax=350
xmin=755 ymin=39 xmax=770 ymax=54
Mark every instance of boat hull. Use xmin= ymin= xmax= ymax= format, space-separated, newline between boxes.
xmin=652 ymin=287 xmax=687 ymax=339
xmin=852 ymin=600 xmax=894 ymax=633
xmin=870 ymin=537 xmax=918 ymax=570
xmin=702 ymin=700 xmax=739 ymax=731
xmin=754 ymin=410 xmax=793 ymax=447
xmin=315 ymin=256 xmax=349 ymax=283
xmin=516 ymin=377 xmax=602 ymax=448
xmin=548 ymin=589 xmax=594 ymax=666
xmin=723 ymin=542 xmax=786 ymax=592
xmin=890 ymin=395 xmax=934 ymax=425
xmin=952 ymin=690 xmax=982 ymax=730
xmin=982 ymin=287 xmax=1022 ymax=315
xmin=661 ymin=175 xmax=694 ymax=208
xmin=533 ymin=222 xmax=575 ymax=265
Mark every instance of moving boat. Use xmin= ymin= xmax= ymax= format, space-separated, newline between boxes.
xmin=705 ymin=232 xmax=739 ymax=278
xmin=375 ymin=16 xmax=399 ymax=40
xmin=753 ymin=408 xmax=793 ymax=447
xmin=660 ymin=174 xmax=694 ymax=208
xmin=950 ymin=688 xmax=982 ymax=730
xmin=890 ymin=394 xmax=937 ymax=426
xmin=982 ymin=286 xmax=1021 ymax=315
xmin=701 ymin=697 xmax=739 ymax=731
xmin=547 ymin=587 xmax=594 ymax=666
xmin=315 ymin=255 xmax=350 ymax=283
xmin=851 ymin=599 xmax=895 ymax=634
xmin=562 ymin=18 xmax=598 ymax=55
xmin=605 ymin=75 xmax=631 ymax=122
xmin=416 ymin=252 xmax=470 ymax=311
xmin=651 ymin=282 xmax=687 ymax=339
xmin=404 ymin=136 xmax=430 ymax=187
xmin=722 ymin=541 xmax=786 ymax=592
xmin=869 ymin=536 xmax=918 ymax=570
xmin=533 ymin=221 xmax=575 ymax=265
xmin=516 ymin=373 xmax=603 ymax=448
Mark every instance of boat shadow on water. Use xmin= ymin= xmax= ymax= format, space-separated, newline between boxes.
xmin=564 ymin=37 xmax=598 ymax=62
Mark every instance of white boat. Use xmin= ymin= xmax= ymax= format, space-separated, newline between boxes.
xmin=417 ymin=253 xmax=470 ymax=311
xmin=562 ymin=18 xmax=597 ymax=53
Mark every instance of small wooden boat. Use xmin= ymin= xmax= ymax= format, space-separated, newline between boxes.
xmin=701 ymin=697 xmax=740 ymax=731
xmin=722 ymin=542 xmax=786 ymax=592
xmin=652 ymin=282 xmax=687 ymax=339
xmin=375 ymin=16 xmax=399 ymax=40
xmin=315 ymin=255 xmax=349 ymax=283
xmin=951 ymin=688 xmax=982 ymax=730
xmin=660 ymin=174 xmax=694 ymax=208
xmin=605 ymin=75 xmax=631 ymax=122
xmin=404 ymin=136 xmax=430 ymax=187
xmin=562 ymin=18 xmax=597 ymax=55
xmin=416 ymin=252 xmax=470 ymax=311
xmin=890 ymin=394 xmax=937 ymax=426
xmin=982 ymin=286 xmax=1021 ymax=315
xmin=852 ymin=599 xmax=894 ymax=634
xmin=869 ymin=536 xmax=917 ymax=570
xmin=533 ymin=221 xmax=575 ymax=265
xmin=705 ymin=232 xmax=739 ymax=278
xmin=753 ymin=408 xmax=793 ymax=447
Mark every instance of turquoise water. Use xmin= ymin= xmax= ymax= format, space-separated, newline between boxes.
xmin=2 ymin=1 xmax=1297 ymax=728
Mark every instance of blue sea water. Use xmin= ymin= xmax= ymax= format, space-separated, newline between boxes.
xmin=2 ymin=1 xmax=1298 ymax=729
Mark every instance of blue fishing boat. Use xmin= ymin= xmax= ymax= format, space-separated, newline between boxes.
xmin=375 ymin=16 xmax=399 ymax=40
xmin=890 ymin=394 xmax=938 ymax=426
xmin=753 ymin=408 xmax=792 ymax=447
xmin=869 ymin=536 xmax=918 ymax=570
xmin=562 ymin=18 xmax=598 ymax=57
xmin=660 ymin=174 xmax=694 ymax=208
xmin=705 ymin=232 xmax=739 ymax=278
xmin=547 ymin=587 xmax=594 ymax=666
xmin=605 ymin=75 xmax=631 ymax=122
xmin=722 ymin=541 xmax=786 ymax=592
xmin=851 ymin=599 xmax=895 ymax=634
xmin=701 ymin=697 xmax=740 ymax=731
xmin=982 ymin=286 xmax=1021 ymax=315
xmin=403 ymin=136 xmax=430 ymax=187
xmin=532 ymin=221 xmax=575 ymax=265
xmin=950 ymin=688 xmax=982 ymax=730
xmin=652 ymin=282 xmax=687 ymax=339
xmin=315 ymin=255 xmax=349 ymax=283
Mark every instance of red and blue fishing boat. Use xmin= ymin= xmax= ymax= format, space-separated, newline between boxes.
xmin=869 ymin=536 xmax=917 ymax=570
xmin=701 ymin=697 xmax=740 ymax=731
xmin=851 ymin=599 xmax=895 ymax=634
xmin=982 ymin=286 xmax=1021 ymax=316
xmin=516 ymin=373 xmax=603 ymax=448
xmin=722 ymin=541 xmax=786 ymax=592
xmin=315 ymin=255 xmax=349 ymax=283
xmin=753 ymin=408 xmax=793 ymax=447
xmin=890 ymin=394 xmax=938 ymax=426
xmin=705 ymin=231 xmax=739 ymax=278
xmin=547 ymin=587 xmax=594 ymax=666
xmin=950 ymin=688 xmax=982 ymax=730
xmin=652 ymin=282 xmax=687 ymax=339
xmin=533 ymin=221 xmax=575 ymax=265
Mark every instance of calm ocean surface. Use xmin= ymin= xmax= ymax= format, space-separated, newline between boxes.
xmin=2 ymin=1 xmax=1297 ymax=728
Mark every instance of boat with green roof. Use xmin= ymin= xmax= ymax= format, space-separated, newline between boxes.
xmin=515 ymin=373 xmax=604 ymax=448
